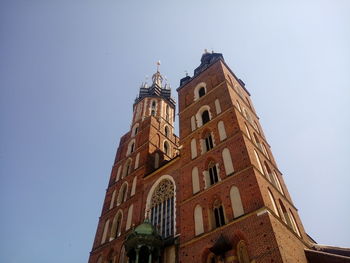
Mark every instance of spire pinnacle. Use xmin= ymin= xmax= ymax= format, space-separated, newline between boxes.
xmin=152 ymin=60 xmax=163 ymax=87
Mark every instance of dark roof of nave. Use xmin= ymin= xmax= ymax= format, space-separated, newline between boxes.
xmin=305 ymin=244 xmax=350 ymax=263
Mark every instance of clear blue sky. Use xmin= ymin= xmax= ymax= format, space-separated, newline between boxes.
xmin=1 ymin=1 xmax=349 ymax=262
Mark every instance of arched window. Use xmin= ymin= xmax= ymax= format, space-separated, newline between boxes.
xmin=110 ymin=211 xmax=123 ymax=239
xmin=244 ymin=123 xmax=251 ymax=139
xmin=125 ymin=204 xmax=133 ymax=230
xmin=194 ymin=204 xmax=204 ymax=236
xmin=213 ymin=200 xmax=225 ymax=228
xmin=149 ymin=179 xmax=175 ymax=238
xmin=122 ymin=158 xmax=132 ymax=178
xmin=198 ymin=87 xmax=206 ymax=97
xmin=127 ymin=139 xmax=136 ymax=156
xmin=218 ymin=121 xmax=227 ymax=141
xmin=109 ymin=190 xmax=116 ymax=210
xmin=262 ymin=143 xmax=269 ymax=159
xmin=204 ymin=132 xmax=214 ymax=152
xmin=230 ymin=186 xmax=244 ymax=218
xmin=222 ymin=148 xmax=234 ymax=175
xmin=289 ymin=209 xmax=301 ymax=236
xmin=134 ymin=153 xmax=140 ymax=169
xmin=196 ymin=105 xmax=211 ymax=127
xmin=164 ymin=126 xmax=169 ymax=137
xmin=191 ymin=116 xmax=196 ymax=131
xmin=264 ymin=161 xmax=273 ymax=182
xmin=163 ymin=141 xmax=170 ymax=156
xmin=273 ymin=171 xmax=284 ymax=194
xmin=116 ymin=165 xmax=122 ymax=182
xmin=243 ymin=108 xmax=252 ymax=123
xmin=253 ymin=121 xmax=260 ymax=133
xmin=166 ymin=105 xmax=170 ymax=121
xmin=254 ymin=150 xmax=264 ymax=174
xmin=237 ymin=100 xmax=242 ymax=112
xmin=101 ymin=219 xmax=110 ymax=244
xmin=279 ymin=200 xmax=293 ymax=229
xmin=208 ymin=162 xmax=219 ymax=185
xmin=131 ymin=176 xmax=137 ymax=196
xmin=268 ymin=188 xmax=279 ymax=216
xmin=117 ymin=183 xmax=128 ymax=205
xmin=151 ymin=101 xmax=157 ymax=116
xmin=131 ymin=123 xmax=139 ymax=137
xmin=202 ymin=110 xmax=210 ymax=125
xmin=192 ymin=167 xmax=200 ymax=194
xmin=194 ymin=82 xmax=207 ymax=101
xmin=214 ymin=99 xmax=221 ymax=114
xmin=253 ymin=133 xmax=262 ymax=150
xmin=191 ymin=138 xmax=197 ymax=159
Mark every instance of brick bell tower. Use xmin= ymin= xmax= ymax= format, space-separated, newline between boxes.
xmin=176 ymin=51 xmax=309 ymax=262
xmin=89 ymin=52 xmax=336 ymax=263
xmin=89 ymin=62 xmax=180 ymax=263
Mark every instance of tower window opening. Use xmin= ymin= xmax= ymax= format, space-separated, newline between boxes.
xmin=124 ymin=161 xmax=132 ymax=177
xmin=131 ymin=123 xmax=139 ymax=137
xmin=202 ymin=110 xmax=210 ymax=125
xmin=198 ymin=87 xmax=206 ymax=97
xmin=166 ymin=105 xmax=170 ymax=121
xmin=165 ymin=126 xmax=169 ymax=138
xmin=130 ymin=142 xmax=135 ymax=153
xmin=126 ymin=163 xmax=131 ymax=176
xmin=264 ymin=161 xmax=273 ymax=182
xmin=115 ymin=215 xmax=121 ymax=237
xmin=213 ymin=204 xmax=225 ymax=228
xmin=208 ymin=163 xmax=219 ymax=185
xmin=164 ymin=141 xmax=169 ymax=156
xmin=110 ymin=211 xmax=123 ymax=239
xmin=150 ymin=179 xmax=175 ymax=238
xmin=117 ymin=183 xmax=128 ymax=205
xmin=279 ymin=200 xmax=293 ymax=229
xmin=204 ymin=133 xmax=214 ymax=151
xmin=151 ymin=101 xmax=157 ymax=116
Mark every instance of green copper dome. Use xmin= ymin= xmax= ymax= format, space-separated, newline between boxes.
xmin=125 ymin=218 xmax=163 ymax=253
xmin=134 ymin=220 xmax=156 ymax=235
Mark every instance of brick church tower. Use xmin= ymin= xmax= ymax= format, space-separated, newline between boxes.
xmin=88 ymin=52 xmax=349 ymax=263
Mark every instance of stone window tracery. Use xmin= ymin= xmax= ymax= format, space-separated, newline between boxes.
xmin=150 ymin=179 xmax=175 ymax=238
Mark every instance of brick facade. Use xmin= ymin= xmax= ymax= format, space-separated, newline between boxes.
xmin=88 ymin=52 xmax=316 ymax=263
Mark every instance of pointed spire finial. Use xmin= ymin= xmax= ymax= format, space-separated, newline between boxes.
xmin=152 ymin=61 xmax=163 ymax=87
xmin=185 ymin=70 xmax=188 ymax=77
